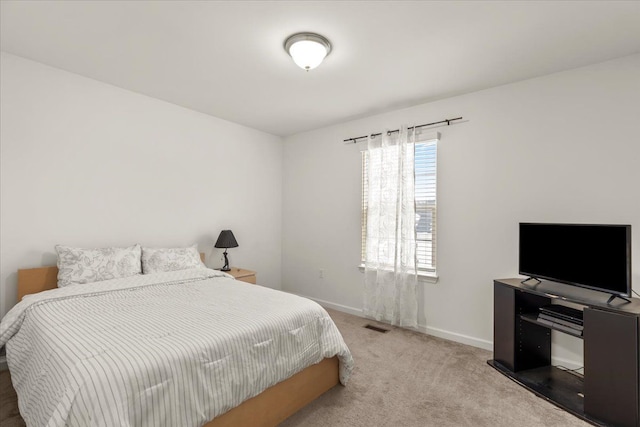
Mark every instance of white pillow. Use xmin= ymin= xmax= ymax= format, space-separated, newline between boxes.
xmin=141 ymin=244 xmax=205 ymax=274
xmin=56 ymin=244 xmax=142 ymax=288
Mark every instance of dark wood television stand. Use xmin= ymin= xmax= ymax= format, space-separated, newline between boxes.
xmin=490 ymin=279 xmax=640 ymax=427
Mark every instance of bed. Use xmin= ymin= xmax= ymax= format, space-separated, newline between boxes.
xmin=1 ymin=260 xmax=353 ymax=427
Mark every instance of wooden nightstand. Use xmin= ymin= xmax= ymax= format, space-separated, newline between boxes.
xmin=223 ymin=267 xmax=257 ymax=284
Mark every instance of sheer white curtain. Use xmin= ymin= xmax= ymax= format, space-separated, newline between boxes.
xmin=363 ymin=126 xmax=418 ymax=328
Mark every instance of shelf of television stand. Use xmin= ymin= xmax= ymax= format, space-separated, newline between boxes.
xmin=502 ymin=278 xmax=640 ymax=314
xmin=519 ymin=313 xmax=583 ymax=339
xmin=486 ymin=361 xmax=614 ymax=426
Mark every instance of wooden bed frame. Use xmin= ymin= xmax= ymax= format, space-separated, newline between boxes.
xmin=16 ymin=258 xmax=340 ymax=427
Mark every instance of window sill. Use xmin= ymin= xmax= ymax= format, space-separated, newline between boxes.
xmin=358 ymin=264 xmax=439 ymax=283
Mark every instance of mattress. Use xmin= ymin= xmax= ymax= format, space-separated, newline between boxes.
xmin=0 ymin=268 xmax=353 ymax=426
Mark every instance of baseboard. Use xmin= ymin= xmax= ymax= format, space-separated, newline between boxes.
xmin=549 ymin=356 xmax=582 ymax=371
xmin=414 ymin=324 xmax=493 ymax=351
xmin=295 ymin=292 xmax=582 ymax=368
xmin=293 ymin=292 xmax=493 ymax=351
xmin=300 ymin=295 xmax=365 ymax=317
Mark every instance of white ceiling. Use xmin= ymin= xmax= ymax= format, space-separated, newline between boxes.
xmin=2 ymin=1 xmax=639 ymax=136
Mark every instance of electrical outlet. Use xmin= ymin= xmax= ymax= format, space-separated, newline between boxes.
xmin=319 ymin=269 xmax=324 ymax=279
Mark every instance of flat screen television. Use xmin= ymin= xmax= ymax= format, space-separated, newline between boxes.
xmin=519 ymin=223 xmax=632 ymax=297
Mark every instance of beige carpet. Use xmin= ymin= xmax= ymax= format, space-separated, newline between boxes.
xmin=0 ymin=308 xmax=588 ymax=427
xmin=0 ymin=370 xmax=24 ymax=427
xmin=282 ymin=309 xmax=588 ymax=427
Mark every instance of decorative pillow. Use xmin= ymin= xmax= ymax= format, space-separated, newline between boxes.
xmin=141 ymin=244 xmax=205 ymax=274
xmin=56 ymin=244 xmax=142 ymax=288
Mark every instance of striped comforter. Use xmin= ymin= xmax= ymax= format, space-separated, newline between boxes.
xmin=0 ymin=268 xmax=353 ymax=427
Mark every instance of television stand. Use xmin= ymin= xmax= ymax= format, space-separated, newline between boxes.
xmin=490 ymin=278 xmax=640 ymax=427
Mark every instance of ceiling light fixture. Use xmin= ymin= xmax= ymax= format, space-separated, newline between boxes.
xmin=284 ymin=32 xmax=332 ymax=71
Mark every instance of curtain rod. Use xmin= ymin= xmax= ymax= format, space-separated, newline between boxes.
xmin=343 ymin=116 xmax=463 ymax=143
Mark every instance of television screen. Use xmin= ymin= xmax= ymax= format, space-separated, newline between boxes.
xmin=519 ymin=223 xmax=631 ymax=296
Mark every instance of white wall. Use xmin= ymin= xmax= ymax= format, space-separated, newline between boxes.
xmin=0 ymin=52 xmax=283 ymax=317
xmin=282 ymin=54 xmax=640 ymax=364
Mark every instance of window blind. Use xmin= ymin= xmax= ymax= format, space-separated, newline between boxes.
xmin=361 ymin=152 xmax=369 ymax=262
xmin=414 ymin=139 xmax=437 ymax=271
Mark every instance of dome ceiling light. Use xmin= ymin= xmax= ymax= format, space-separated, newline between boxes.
xmin=284 ymin=32 xmax=332 ymax=71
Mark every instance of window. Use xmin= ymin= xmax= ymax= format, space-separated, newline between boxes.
xmin=361 ymin=137 xmax=437 ymax=273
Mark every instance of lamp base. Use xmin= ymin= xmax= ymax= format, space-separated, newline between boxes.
xmin=221 ymin=250 xmax=230 ymax=271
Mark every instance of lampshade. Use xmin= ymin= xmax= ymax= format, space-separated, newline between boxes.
xmin=214 ymin=230 xmax=238 ymax=249
xmin=284 ymin=32 xmax=332 ymax=71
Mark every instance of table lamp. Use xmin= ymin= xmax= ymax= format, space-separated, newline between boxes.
xmin=215 ymin=230 xmax=238 ymax=271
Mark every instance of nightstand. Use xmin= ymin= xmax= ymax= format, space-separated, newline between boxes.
xmin=223 ymin=267 xmax=257 ymax=284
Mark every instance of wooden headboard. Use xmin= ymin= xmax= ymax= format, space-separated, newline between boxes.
xmin=17 ymin=252 xmax=207 ymax=301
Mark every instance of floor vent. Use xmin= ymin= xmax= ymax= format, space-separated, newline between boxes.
xmin=364 ymin=324 xmax=390 ymax=333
